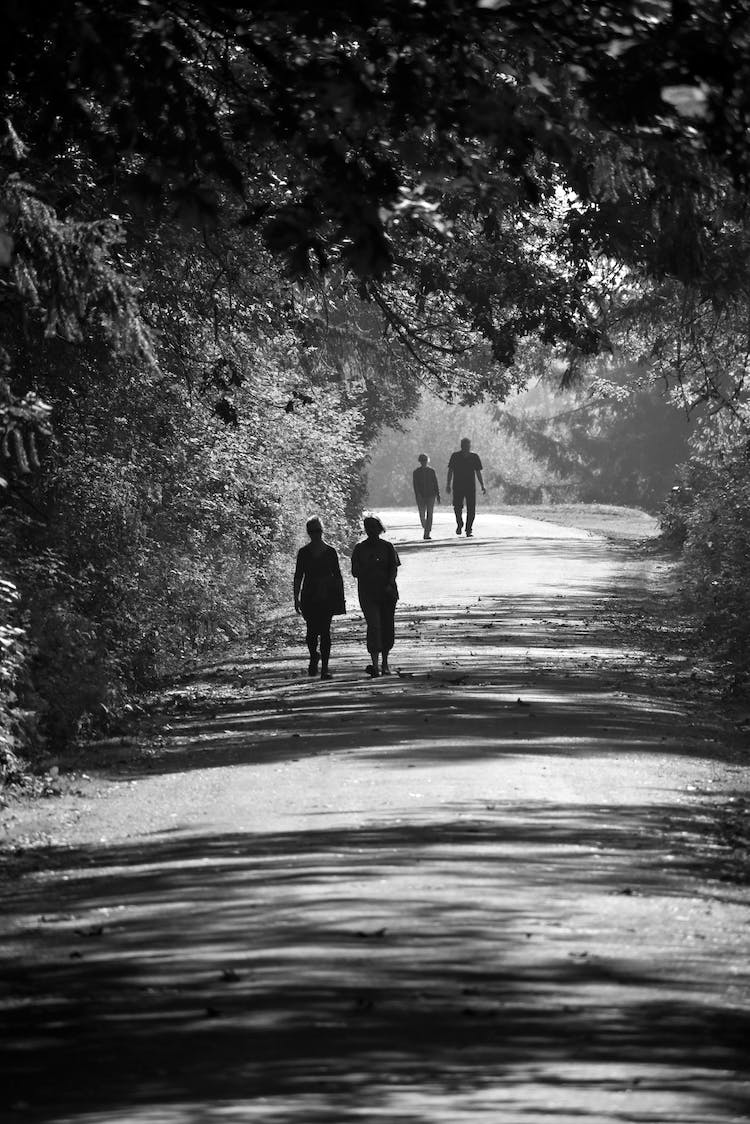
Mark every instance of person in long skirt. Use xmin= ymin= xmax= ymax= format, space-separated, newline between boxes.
xmin=351 ymin=515 xmax=400 ymax=677
xmin=293 ymin=517 xmax=345 ymax=680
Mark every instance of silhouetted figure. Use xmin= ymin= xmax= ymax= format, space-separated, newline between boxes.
xmin=294 ymin=517 xmax=345 ymax=680
xmin=446 ymin=437 xmax=486 ymax=537
xmin=412 ymin=453 xmax=441 ymax=540
xmin=351 ymin=515 xmax=400 ymax=677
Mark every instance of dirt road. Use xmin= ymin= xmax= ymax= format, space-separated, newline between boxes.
xmin=2 ymin=507 xmax=750 ymax=1123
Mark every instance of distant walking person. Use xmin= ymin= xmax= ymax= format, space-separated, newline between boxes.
xmin=412 ymin=453 xmax=441 ymax=540
xmin=294 ymin=517 xmax=346 ymax=680
xmin=351 ymin=515 xmax=401 ymax=677
xmin=447 ymin=437 xmax=486 ymax=537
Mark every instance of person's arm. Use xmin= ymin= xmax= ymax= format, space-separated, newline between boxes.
xmin=432 ymin=468 xmax=441 ymax=502
xmin=446 ymin=455 xmax=454 ymax=495
xmin=413 ymin=468 xmax=421 ymax=500
xmin=293 ymin=551 xmax=304 ymax=613
xmin=351 ymin=545 xmax=360 ymax=578
xmin=475 ymin=457 xmax=486 ymax=494
xmin=387 ymin=544 xmax=399 ymax=585
xmin=330 ymin=547 xmax=346 ymax=611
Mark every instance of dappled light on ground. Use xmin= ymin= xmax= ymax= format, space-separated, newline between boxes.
xmin=3 ymin=804 xmax=750 ymax=1123
xmin=2 ymin=512 xmax=749 ymax=1122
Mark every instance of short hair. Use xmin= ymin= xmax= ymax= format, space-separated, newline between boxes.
xmin=306 ymin=517 xmax=323 ymax=534
xmin=363 ymin=515 xmax=385 ymax=535
xmin=417 ymin=453 xmax=428 ymax=464
xmin=460 ymin=437 xmax=471 ymax=448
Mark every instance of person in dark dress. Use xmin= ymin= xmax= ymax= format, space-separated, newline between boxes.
xmin=351 ymin=515 xmax=400 ymax=677
xmin=293 ymin=517 xmax=345 ymax=680
xmin=446 ymin=437 xmax=486 ymax=537
xmin=412 ymin=453 xmax=441 ymax=540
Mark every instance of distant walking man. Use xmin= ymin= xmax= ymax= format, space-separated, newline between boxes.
xmin=447 ymin=437 xmax=486 ymax=537
xmin=412 ymin=453 xmax=440 ymax=540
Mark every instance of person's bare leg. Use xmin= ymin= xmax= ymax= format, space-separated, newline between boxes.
xmin=381 ymin=604 xmax=395 ymax=674
xmin=362 ymin=598 xmax=382 ymax=676
xmin=320 ymin=618 xmax=332 ymax=679
xmin=306 ymin=621 xmax=319 ymax=675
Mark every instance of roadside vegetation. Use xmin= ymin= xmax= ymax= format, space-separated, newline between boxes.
xmin=3 ymin=2 xmax=750 ymax=778
xmin=484 ymin=505 xmax=659 ymax=541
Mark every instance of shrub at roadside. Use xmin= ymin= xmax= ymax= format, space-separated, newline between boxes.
xmin=0 ymin=577 xmax=32 ymax=782
xmin=663 ymin=431 xmax=750 ymax=689
xmin=4 ymin=353 xmax=363 ymax=750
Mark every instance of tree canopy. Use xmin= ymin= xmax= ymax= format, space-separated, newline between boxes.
xmin=3 ymin=2 xmax=750 ymax=403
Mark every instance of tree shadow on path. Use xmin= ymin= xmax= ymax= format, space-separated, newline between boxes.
xmin=106 ymin=576 xmax=731 ymax=782
xmin=4 ymin=532 xmax=749 ymax=1121
xmin=3 ymin=802 xmax=750 ymax=1122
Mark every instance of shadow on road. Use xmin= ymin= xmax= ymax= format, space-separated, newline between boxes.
xmin=101 ymin=575 xmax=725 ymax=783
xmin=3 ymin=805 xmax=749 ymax=1121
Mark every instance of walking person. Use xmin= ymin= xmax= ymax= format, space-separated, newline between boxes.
xmin=446 ymin=437 xmax=486 ymax=537
xmin=351 ymin=515 xmax=400 ymax=678
xmin=293 ymin=517 xmax=346 ymax=680
xmin=412 ymin=453 xmax=441 ymax=540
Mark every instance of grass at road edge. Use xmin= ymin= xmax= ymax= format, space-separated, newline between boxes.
xmin=486 ymin=503 xmax=660 ymax=541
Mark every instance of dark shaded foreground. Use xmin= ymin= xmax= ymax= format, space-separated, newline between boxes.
xmin=3 ymin=803 xmax=750 ymax=1124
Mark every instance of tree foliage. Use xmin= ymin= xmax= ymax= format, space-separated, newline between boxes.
xmin=4 ymin=2 xmax=750 ymax=760
xmin=493 ymin=364 xmax=695 ymax=510
xmin=4 ymin=2 xmax=750 ymax=396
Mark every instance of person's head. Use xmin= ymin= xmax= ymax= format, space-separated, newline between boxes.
xmin=363 ymin=514 xmax=385 ymax=539
xmin=460 ymin=437 xmax=471 ymax=452
xmin=306 ymin=516 xmax=323 ymax=539
xmin=417 ymin=453 xmax=429 ymax=465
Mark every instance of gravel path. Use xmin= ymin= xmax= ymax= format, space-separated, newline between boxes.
xmin=2 ymin=508 xmax=749 ymax=1123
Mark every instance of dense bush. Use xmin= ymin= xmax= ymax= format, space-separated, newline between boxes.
xmin=662 ymin=424 xmax=750 ymax=686
xmin=3 ymin=344 xmax=366 ymax=748
xmin=0 ymin=577 xmax=31 ymax=781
